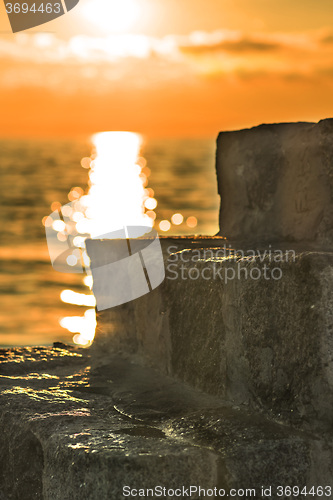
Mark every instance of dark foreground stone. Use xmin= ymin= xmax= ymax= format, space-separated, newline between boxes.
xmin=0 ymin=346 xmax=331 ymax=499
xmin=89 ymin=239 xmax=333 ymax=435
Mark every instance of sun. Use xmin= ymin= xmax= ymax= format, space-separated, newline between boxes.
xmin=82 ymin=0 xmax=140 ymax=34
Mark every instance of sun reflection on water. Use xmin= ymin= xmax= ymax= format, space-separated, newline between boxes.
xmin=55 ymin=131 xmax=156 ymax=346
xmin=60 ymin=290 xmax=96 ymax=307
xmin=45 ymin=131 xmax=200 ymax=347
xmin=80 ymin=131 xmax=153 ymax=238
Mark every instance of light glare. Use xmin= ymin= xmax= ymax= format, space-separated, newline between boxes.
xmin=171 ymin=213 xmax=184 ymax=225
xmin=159 ymin=220 xmax=171 ymax=232
xmin=82 ymin=0 xmax=140 ymax=34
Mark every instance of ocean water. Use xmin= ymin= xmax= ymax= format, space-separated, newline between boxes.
xmin=0 ymin=135 xmax=220 ymax=347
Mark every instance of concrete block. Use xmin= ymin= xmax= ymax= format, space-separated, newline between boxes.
xmin=88 ymin=239 xmax=333 ymax=432
xmin=216 ymin=119 xmax=333 ymax=245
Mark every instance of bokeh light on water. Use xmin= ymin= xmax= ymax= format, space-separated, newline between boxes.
xmin=0 ymin=135 xmax=218 ymax=347
xmin=76 ymin=132 xmax=154 ymax=238
xmin=48 ymin=132 xmax=215 ymax=346
xmin=55 ymin=131 xmax=156 ymax=346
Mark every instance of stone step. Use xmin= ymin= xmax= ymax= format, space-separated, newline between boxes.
xmin=87 ymin=238 xmax=333 ymax=433
xmin=0 ymin=347 xmax=331 ymax=499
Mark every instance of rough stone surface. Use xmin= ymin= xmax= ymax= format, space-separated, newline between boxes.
xmin=216 ymin=119 xmax=333 ymax=245
xmin=0 ymin=347 xmax=332 ymax=499
xmin=88 ymin=239 xmax=333 ymax=433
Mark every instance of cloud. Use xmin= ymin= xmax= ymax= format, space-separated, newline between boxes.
xmin=174 ymin=29 xmax=325 ymax=54
xmin=174 ymin=29 xmax=333 ymax=81
xmin=321 ymin=35 xmax=333 ymax=44
xmin=179 ymin=37 xmax=280 ymax=54
xmin=1 ymin=28 xmax=330 ymax=63
xmin=0 ymin=28 xmax=332 ymax=91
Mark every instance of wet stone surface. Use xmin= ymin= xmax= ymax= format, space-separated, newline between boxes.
xmin=92 ymin=244 xmax=333 ymax=434
xmin=0 ymin=346 xmax=332 ymax=499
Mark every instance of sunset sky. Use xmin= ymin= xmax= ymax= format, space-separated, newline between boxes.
xmin=0 ymin=0 xmax=333 ymax=137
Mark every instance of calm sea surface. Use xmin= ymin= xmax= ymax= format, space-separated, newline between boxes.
xmin=0 ymin=135 xmax=220 ymax=347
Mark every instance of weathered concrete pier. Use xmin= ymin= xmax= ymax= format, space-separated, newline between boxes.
xmin=1 ymin=119 xmax=333 ymax=499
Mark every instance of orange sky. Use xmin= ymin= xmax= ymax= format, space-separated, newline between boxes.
xmin=0 ymin=0 xmax=333 ymax=137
